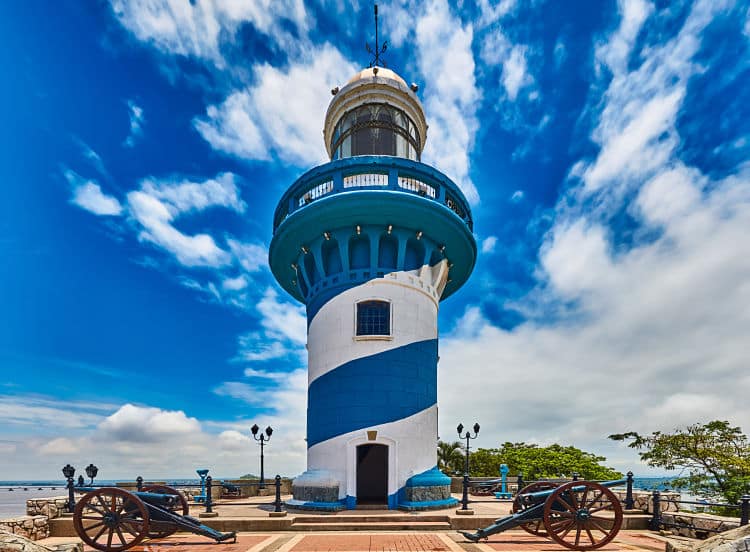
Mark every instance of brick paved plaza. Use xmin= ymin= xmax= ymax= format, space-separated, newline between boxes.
xmin=72 ymin=530 xmax=670 ymax=552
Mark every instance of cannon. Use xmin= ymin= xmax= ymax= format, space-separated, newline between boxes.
xmin=459 ymin=479 xmax=626 ymax=550
xmin=73 ymin=485 xmax=236 ymax=551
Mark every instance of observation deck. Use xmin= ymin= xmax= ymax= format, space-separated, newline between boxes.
xmin=269 ymin=155 xmax=476 ymax=306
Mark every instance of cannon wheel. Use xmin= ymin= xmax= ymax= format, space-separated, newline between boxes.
xmin=511 ymin=481 xmax=559 ymax=537
xmin=73 ymin=487 xmax=150 ymax=551
xmin=142 ymin=485 xmax=189 ymax=539
xmin=542 ymin=481 xmax=623 ymax=550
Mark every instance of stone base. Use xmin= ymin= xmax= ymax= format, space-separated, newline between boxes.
xmin=269 ymin=511 xmax=288 ymax=517
xmin=0 ymin=515 xmax=49 ymax=541
xmin=455 ymin=509 xmax=475 ymax=515
xmin=198 ymin=512 xmax=219 ymax=518
xmin=285 ymin=499 xmax=346 ymax=511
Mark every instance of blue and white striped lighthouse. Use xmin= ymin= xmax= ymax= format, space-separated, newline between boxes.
xmin=269 ymin=64 xmax=476 ymax=510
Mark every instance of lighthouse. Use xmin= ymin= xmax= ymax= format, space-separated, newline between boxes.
xmin=269 ymin=50 xmax=476 ymax=509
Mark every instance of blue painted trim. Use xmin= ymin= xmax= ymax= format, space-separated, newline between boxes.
xmin=273 ymin=156 xmax=472 ymax=233
xmin=285 ymin=498 xmax=347 ymax=511
xmin=307 ymin=339 xmax=438 ymax=447
xmin=345 ymin=495 xmax=357 ymax=509
xmin=404 ymin=466 xmax=452 ymax=488
xmin=397 ymin=497 xmax=458 ymax=511
xmin=269 ymin=183 xmax=476 ymax=304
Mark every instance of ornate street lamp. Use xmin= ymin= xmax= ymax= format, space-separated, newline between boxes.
xmin=457 ymin=422 xmax=480 ymax=511
xmin=251 ymin=424 xmax=273 ymax=489
xmin=85 ymin=464 xmax=98 ymax=486
xmin=62 ymin=464 xmax=76 ymax=513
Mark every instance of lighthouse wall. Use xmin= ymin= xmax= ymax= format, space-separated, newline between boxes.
xmin=306 ymin=271 xmax=442 ymax=508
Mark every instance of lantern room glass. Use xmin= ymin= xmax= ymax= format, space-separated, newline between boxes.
xmin=332 ymin=104 xmax=420 ymax=161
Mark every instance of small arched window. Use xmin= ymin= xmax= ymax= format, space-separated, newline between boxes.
xmin=356 ymin=300 xmax=391 ymax=336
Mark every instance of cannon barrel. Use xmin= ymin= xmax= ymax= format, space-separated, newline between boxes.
xmin=518 ymin=478 xmax=627 ymax=506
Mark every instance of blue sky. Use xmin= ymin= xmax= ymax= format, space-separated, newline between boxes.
xmin=1 ymin=0 xmax=749 ymax=479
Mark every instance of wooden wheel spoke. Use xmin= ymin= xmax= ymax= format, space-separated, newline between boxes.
xmin=84 ymin=504 xmax=108 ymax=516
xmin=556 ymin=496 xmax=577 ymax=514
xmin=574 ymin=526 xmax=582 ymax=547
xmin=585 ymin=526 xmax=597 ymax=544
xmin=580 ymin=487 xmax=589 ymax=509
xmin=106 ymin=528 xmax=114 ymax=548
xmin=568 ymin=490 xmax=579 ymax=509
xmin=84 ymin=521 xmax=105 ymax=531
xmin=80 ymin=515 xmax=105 ymax=520
xmin=95 ymin=495 xmax=109 ymax=512
xmin=588 ymin=517 xmax=610 ymax=534
xmin=120 ymin=521 xmax=140 ymax=538
xmin=550 ymin=519 xmax=575 ymax=533
xmin=588 ymin=503 xmax=611 ymax=514
xmin=115 ymin=526 xmax=127 ymax=545
xmin=92 ymin=524 xmax=108 ymax=542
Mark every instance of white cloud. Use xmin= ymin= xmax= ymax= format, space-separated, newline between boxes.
xmin=194 ymin=46 xmax=357 ymax=166
xmin=0 ymin=396 xmax=105 ymax=430
xmin=416 ymin=0 xmax=480 ymax=204
xmin=510 ymin=190 xmax=524 ymax=202
xmin=501 ymin=45 xmax=532 ymax=101
xmin=109 ymin=0 xmax=309 ymax=68
xmin=124 ymin=100 xmax=145 ymax=147
xmin=126 ymin=173 xmax=244 ymax=268
xmin=476 ymin=0 xmax=518 ymax=27
xmin=227 ymin=239 xmax=267 ymax=273
xmin=256 ymin=287 xmax=307 ymax=346
xmin=222 ymin=274 xmax=248 ymax=291
xmin=595 ymin=0 xmax=654 ymax=76
xmin=435 ymin=0 xmax=749 ymax=475
xmin=65 ymin=169 xmax=123 ymax=216
xmin=98 ymin=404 xmax=201 ymax=443
xmin=481 ymin=235 xmax=498 ymax=254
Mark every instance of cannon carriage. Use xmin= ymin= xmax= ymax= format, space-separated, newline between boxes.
xmin=73 ymin=485 xmax=236 ymax=551
xmin=460 ymin=479 xmax=625 ymax=550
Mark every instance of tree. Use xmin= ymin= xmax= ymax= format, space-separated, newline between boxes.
xmin=609 ymin=420 xmax=750 ymax=504
xmin=468 ymin=442 xmax=623 ymax=480
xmin=437 ymin=440 xmax=464 ymax=474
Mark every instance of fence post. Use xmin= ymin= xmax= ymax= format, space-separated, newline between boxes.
xmin=740 ymin=495 xmax=749 ymax=526
xmin=136 ymin=476 xmax=143 ymax=492
xmin=205 ymin=476 xmax=213 ymax=514
xmin=274 ymin=475 xmax=282 ymax=513
xmin=66 ymin=477 xmax=76 ymax=513
xmin=461 ymin=473 xmax=470 ymax=510
xmin=625 ymin=471 xmax=635 ymax=510
xmin=649 ymin=490 xmax=661 ymax=531
xmin=517 ymin=473 xmax=524 ymax=493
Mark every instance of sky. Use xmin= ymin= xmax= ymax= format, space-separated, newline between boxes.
xmin=1 ymin=0 xmax=749 ymax=480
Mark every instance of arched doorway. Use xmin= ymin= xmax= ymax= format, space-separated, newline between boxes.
xmin=356 ymin=444 xmax=388 ymax=505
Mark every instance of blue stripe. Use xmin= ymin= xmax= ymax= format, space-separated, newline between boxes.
xmin=307 ymin=339 xmax=438 ymax=447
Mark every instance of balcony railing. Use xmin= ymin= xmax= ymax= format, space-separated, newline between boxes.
xmin=274 ymin=156 xmax=473 ymax=233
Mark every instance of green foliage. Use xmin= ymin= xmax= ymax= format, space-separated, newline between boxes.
xmin=609 ymin=420 xmax=750 ymax=504
xmin=468 ymin=442 xmax=623 ymax=480
xmin=238 ymin=474 xmax=259 ymax=479
xmin=437 ymin=440 xmax=464 ymax=474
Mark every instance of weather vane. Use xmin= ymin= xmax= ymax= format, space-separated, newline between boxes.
xmin=365 ymin=4 xmax=387 ymax=68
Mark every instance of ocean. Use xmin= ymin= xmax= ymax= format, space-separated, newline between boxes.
xmin=0 ymin=479 xmax=207 ymax=518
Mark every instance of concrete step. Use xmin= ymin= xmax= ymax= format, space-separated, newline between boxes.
xmin=293 ymin=515 xmax=450 ymax=524
xmin=290 ymin=521 xmax=453 ymax=531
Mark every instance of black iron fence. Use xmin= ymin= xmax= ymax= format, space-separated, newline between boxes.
xmin=62 ymin=474 xmax=286 ymax=515
xmin=649 ymin=490 xmax=750 ymax=533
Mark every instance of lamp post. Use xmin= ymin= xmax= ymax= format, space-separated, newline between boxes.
xmin=251 ymin=424 xmax=273 ymax=489
xmin=457 ymin=422 xmax=480 ymax=511
xmin=85 ymin=464 xmax=98 ymax=486
xmin=62 ymin=464 xmax=75 ymax=513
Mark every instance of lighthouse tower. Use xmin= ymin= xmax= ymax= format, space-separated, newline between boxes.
xmin=269 ymin=61 xmax=476 ymax=510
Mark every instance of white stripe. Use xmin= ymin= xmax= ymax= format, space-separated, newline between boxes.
xmin=307 ymin=268 xmax=439 ymax=384
xmin=306 ymin=405 xmax=438 ymax=499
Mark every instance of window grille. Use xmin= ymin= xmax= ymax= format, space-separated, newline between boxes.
xmin=356 ymin=300 xmax=391 ymax=336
